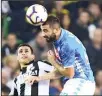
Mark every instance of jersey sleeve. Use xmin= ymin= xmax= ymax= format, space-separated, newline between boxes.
xmin=38 ymin=61 xmax=54 ymax=72
xmin=60 ymin=42 xmax=75 ymax=68
xmin=9 ymin=78 xmax=18 ymax=96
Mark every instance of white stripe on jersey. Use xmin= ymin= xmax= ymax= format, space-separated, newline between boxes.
xmin=9 ymin=60 xmax=54 ymax=96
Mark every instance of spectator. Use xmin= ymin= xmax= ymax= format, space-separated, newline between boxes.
xmin=2 ymin=1 xmax=11 ymax=14
xmin=94 ymin=69 xmax=102 ymax=95
xmin=88 ymin=2 xmax=101 ymax=24
xmin=2 ymin=31 xmax=6 ymax=47
xmin=98 ymin=17 xmax=102 ymax=28
xmin=2 ymin=67 xmax=11 ymax=85
xmin=2 ymin=33 xmax=19 ymax=58
xmin=2 ymin=66 xmax=18 ymax=90
xmin=50 ymin=1 xmax=69 ymax=20
xmin=28 ymin=32 xmax=49 ymax=61
xmin=88 ymin=16 xmax=102 ymax=40
xmin=3 ymin=55 xmax=20 ymax=78
xmin=86 ymin=28 xmax=102 ymax=72
xmin=2 ymin=84 xmax=11 ymax=96
xmin=53 ymin=1 xmax=65 ymax=14
xmin=60 ymin=12 xmax=71 ymax=31
xmin=70 ymin=9 xmax=90 ymax=43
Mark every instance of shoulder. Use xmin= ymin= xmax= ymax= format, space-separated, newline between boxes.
xmin=38 ymin=60 xmax=52 ymax=66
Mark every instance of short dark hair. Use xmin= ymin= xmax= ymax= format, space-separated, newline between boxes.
xmin=7 ymin=33 xmax=17 ymax=39
xmin=43 ymin=15 xmax=60 ymax=27
xmin=17 ymin=44 xmax=34 ymax=54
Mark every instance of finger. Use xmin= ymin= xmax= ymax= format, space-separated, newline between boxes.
xmin=30 ymin=79 xmax=35 ymax=85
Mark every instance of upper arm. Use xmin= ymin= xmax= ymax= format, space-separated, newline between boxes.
xmin=60 ymin=42 xmax=75 ymax=68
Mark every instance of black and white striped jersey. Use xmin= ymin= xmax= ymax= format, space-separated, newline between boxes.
xmin=9 ymin=60 xmax=54 ymax=96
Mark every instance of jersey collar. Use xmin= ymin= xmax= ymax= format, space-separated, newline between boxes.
xmin=20 ymin=60 xmax=35 ymax=73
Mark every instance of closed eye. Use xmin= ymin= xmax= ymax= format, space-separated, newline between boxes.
xmin=43 ymin=29 xmax=48 ymax=33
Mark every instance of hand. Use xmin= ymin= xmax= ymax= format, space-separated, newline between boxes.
xmin=47 ymin=50 xmax=56 ymax=64
xmin=24 ymin=75 xmax=40 ymax=85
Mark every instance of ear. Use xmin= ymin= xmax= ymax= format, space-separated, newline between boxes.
xmin=53 ymin=28 xmax=59 ymax=34
xmin=31 ymin=54 xmax=35 ymax=60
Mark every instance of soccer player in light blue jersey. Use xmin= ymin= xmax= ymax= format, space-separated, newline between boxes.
xmin=25 ymin=16 xmax=95 ymax=95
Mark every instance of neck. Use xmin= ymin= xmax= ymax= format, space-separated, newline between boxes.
xmin=56 ymin=28 xmax=62 ymax=40
xmin=20 ymin=60 xmax=34 ymax=69
xmin=20 ymin=64 xmax=28 ymax=69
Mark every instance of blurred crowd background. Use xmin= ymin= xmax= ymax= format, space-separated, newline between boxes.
xmin=1 ymin=1 xmax=102 ymax=95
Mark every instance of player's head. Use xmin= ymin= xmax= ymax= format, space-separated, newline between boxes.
xmin=41 ymin=16 xmax=61 ymax=42
xmin=17 ymin=44 xmax=35 ymax=65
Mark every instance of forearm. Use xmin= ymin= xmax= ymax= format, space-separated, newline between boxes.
xmin=51 ymin=61 xmax=74 ymax=78
xmin=39 ymin=69 xmax=62 ymax=81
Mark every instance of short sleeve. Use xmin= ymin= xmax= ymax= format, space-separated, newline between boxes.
xmin=60 ymin=43 xmax=75 ymax=68
xmin=38 ymin=61 xmax=54 ymax=72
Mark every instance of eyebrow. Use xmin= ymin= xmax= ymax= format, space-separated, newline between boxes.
xmin=25 ymin=49 xmax=29 ymax=51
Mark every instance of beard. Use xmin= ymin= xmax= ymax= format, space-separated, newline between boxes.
xmin=44 ymin=33 xmax=56 ymax=43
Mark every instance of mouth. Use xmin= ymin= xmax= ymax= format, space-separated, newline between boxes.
xmin=22 ymin=56 xmax=28 ymax=59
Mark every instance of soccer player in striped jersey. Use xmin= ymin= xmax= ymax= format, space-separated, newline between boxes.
xmin=25 ymin=16 xmax=95 ymax=95
xmin=9 ymin=44 xmax=54 ymax=96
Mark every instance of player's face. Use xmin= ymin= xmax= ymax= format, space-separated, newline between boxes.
xmin=41 ymin=25 xmax=56 ymax=42
xmin=17 ymin=46 xmax=34 ymax=64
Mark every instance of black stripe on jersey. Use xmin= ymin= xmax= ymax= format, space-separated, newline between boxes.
xmin=44 ymin=70 xmax=49 ymax=73
xmin=14 ymin=88 xmax=18 ymax=96
xmin=20 ymin=67 xmax=26 ymax=96
xmin=40 ymin=60 xmax=52 ymax=66
xmin=20 ymin=83 xmax=25 ymax=96
xmin=21 ymin=67 xmax=27 ymax=74
xmin=14 ymin=78 xmax=17 ymax=86
xmin=31 ymin=61 xmax=39 ymax=96
xmin=31 ymin=83 xmax=38 ymax=95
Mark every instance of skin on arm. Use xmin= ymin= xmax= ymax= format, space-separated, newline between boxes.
xmin=47 ymin=50 xmax=74 ymax=78
xmin=24 ymin=69 xmax=62 ymax=85
xmin=39 ymin=69 xmax=63 ymax=80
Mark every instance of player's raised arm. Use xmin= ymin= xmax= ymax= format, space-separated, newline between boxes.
xmin=24 ymin=69 xmax=62 ymax=85
xmin=39 ymin=69 xmax=63 ymax=80
xmin=47 ymin=49 xmax=75 ymax=78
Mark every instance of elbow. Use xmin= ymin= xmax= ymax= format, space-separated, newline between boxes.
xmin=68 ymin=71 xmax=74 ymax=78
xmin=62 ymin=67 xmax=75 ymax=78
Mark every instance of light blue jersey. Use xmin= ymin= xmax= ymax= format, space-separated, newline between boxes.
xmin=54 ymin=28 xmax=94 ymax=82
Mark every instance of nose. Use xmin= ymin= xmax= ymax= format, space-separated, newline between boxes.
xmin=22 ymin=52 xmax=26 ymax=55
